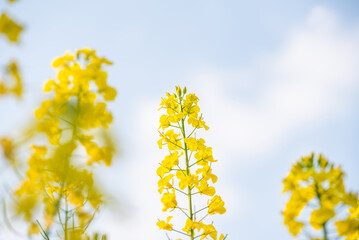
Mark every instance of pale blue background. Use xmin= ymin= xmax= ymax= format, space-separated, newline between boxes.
xmin=1 ymin=1 xmax=359 ymax=239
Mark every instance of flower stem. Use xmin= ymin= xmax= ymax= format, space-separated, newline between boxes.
xmin=314 ymin=182 xmax=329 ymax=240
xmin=181 ymin=117 xmax=194 ymax=240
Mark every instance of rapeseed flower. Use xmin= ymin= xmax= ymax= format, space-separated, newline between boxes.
xmin=282 ymin=153 xmax=358 ymax=240
xmin=157 ymin=86 xmax=227 ymax=240
xmin=0 ymin=61 xmax=22 ymax=97
xmin=11 ymin=49 xmax=117 ymax=239
xmin=0 ymin=13 xmax=23 ymax=43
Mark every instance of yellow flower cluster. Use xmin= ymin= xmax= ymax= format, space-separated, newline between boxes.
xmin=0 ymin=12 xmax=23 ymax=43
xmin=0 ymin=137 xmax=16 ymax=164
xmin=0 ymin=1 xmax=23 ymax=98
xmin=282 ymin=153 xmax=358 ymax=239
xmin=13 ymin=49 xmax=117 ymax=239
xmin=336 ymin=200 xmax=359 ymax=239
xmin=157 ymin=86 xmax=227 ymax=240
xmin=0 ymin=61 xmax=22 ymax=97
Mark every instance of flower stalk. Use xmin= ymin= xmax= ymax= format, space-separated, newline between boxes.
xmin=282 ymin=153 xmax=358 ymax=240
xmin=157 ymin=86 xmax=227 ymax=240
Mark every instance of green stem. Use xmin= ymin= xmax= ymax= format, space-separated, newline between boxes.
xmin=64 ymin=196 xmax=68 ymax=240
xmin=323 ymin=222 xmax=328 ymax=240
xmin=181 ymin=117 xmax=194 ymax=240
xmin=314 ymin=182 xmax=329 ymax=240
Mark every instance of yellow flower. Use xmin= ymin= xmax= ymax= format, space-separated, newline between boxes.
xmin=158 ymin=174 xmax=174 ymax=194
xmin=159 ymin=114 xmax=171 ymax=130
xmin=176 ymin=170 xmax=198 ymax=190
xmin=157 ymin=86 xmax=226 ymax=239
xmin=194 ymin=147 xmax=216 ymax=165
xmin=157 ymin=216 xmax=173 ymax=231
xmin=336 ymin=219 xmax=359 ymax=239
xmin=12 ymin=49 xmax=117 ymax=238
xmin=188 ymin=115 xmax=209 ymax=130
xmin=0 ymin=137 xmax=16 ymax=164
xmin=0 ymin=61 xmax=22 ymax=97
xmin=157 ymin=129 xmax=182 ymax=150
xmin=208 ymin=195 xmax=226 ymax=215
xmin=157 ymin=151 xmax=182 ymax=177
xmin=200 ymin=223 xmax=217 ymax=240
xmin=0 ymin=13 xmax=23 ymax=43
xmin=15 ymin=195 xmax=38 ymax=221
xmin=283 ymin=153 xmax=357 ymax=238
xmin=310 ymin=208 xmax=335 ymax=230
xmin=161 ymin=189 xmax=177 ymax=212
xmin=37 ymin=118 xmax=62 ymax=145
xmin=76 ymin=209 xmax=93 ymax=227
xmin=286 ymin=220 xmax=304 ymax=236
xmin=197 ymin=180 xmax=216 ymax=196
xmin=196 ymin=165 xmax=218 ymax=184
xmin=28 ymin=222 xmax=40 ymax=235
xmin=182 ymin=218 xmax=202 ymax=235
xmin=83 ymin=141 xmax=112 ymax=166
xmin=184 ymin=137 xmax=205 ymax=152
xmin=52 ymin=51 xmax=74 ymax=68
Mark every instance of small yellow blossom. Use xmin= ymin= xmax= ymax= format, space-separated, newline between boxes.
xmin=157 ymin=216 xmax=173 ymax=231
xmin=182 ymin=218 xmax=202 ymax=235
xmin=0 ymin=137 xmax=16 ymax=164
xmin=161 ymin=189 xmax=177 ymax=212
xmin=0 ymin=61 xmax=22 ymax=97
xmin=28 ymin=222 xmax=40 ymax=235
xmin=12 ymin=49 xmax=117 ymax=238
xmin=283 ymin=153 xmax=358 ymax=238
xmin=0 ymin=13 xmax=23 ymax=43
xmin=208 ymin=195 xmax=226 ymax=215
xmin=158 ymin=174 xmax=174 ymax=194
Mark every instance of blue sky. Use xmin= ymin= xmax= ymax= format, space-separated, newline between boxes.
xmin=1 ymin=1 xmax=359 ymax=239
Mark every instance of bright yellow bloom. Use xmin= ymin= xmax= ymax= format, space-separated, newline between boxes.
xmin=197 ymin=180 xmax=216 ymax=196
xmin=157 ymin=216 xmax=173 ymax=231
xmin=37 ymin=118 xmax=62 ymax=145
xmin=219 ymin=234 xmax=226 ymax=240
xmin=158 ymin=129 xmax=182 ymax=150
xmin=188 ymin=115 xmax=209 ymax=130
xmin=336 ymin=218 xmax=359 ymax=239
xmin=11 ymin=49 xmax=117 ymax=238
xmin=200 ymin=223 xmax=217 ymax=240
xmin=310 ymin=208 xmax=335 ymax=230
xmin=28 ymin=222 xmax=40 ymax=235
xmin=176 ymin=170 xmax=198 ymax=190
xmin=161 ymin=189 xmax=177 ymax=212
xmin=157 ymin=151 xmax=182 ymax=177
xmin=182 ymin=219 xmax=202 ymax=235
xmin=0 ymin=137 xmax=16 ymax=164
xmin=208 ymin=195 xmax=226 ymax=215
xmin=196 ymin=165 xmax=218 ymax=184
xmin=157 ymin=86 xmax=226 ymax=239
xmin=0 ymin=13 xmax=23 ymax=43
xmin=194 ymin=147 xmax=216 ymax=165
xmin=158 ymin=174 xmax=174 ymax=194
xmin=0 ymin=61 xmax=22 ymax=97
xmin=283 ymin=153 xmax=358 ymax=238
xmin=184 ymin=137 xmax=205 ymax=152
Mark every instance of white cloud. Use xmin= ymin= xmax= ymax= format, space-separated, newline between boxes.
xmin=194 ymin=6 xmax=359 ymax=166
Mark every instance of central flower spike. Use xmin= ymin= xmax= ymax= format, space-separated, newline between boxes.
xmin=157 ymin=86 xmax=227 ymax=240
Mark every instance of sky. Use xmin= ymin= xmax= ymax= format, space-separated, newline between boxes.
xmin=1 ymin=1 xmax=359 ymax=239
